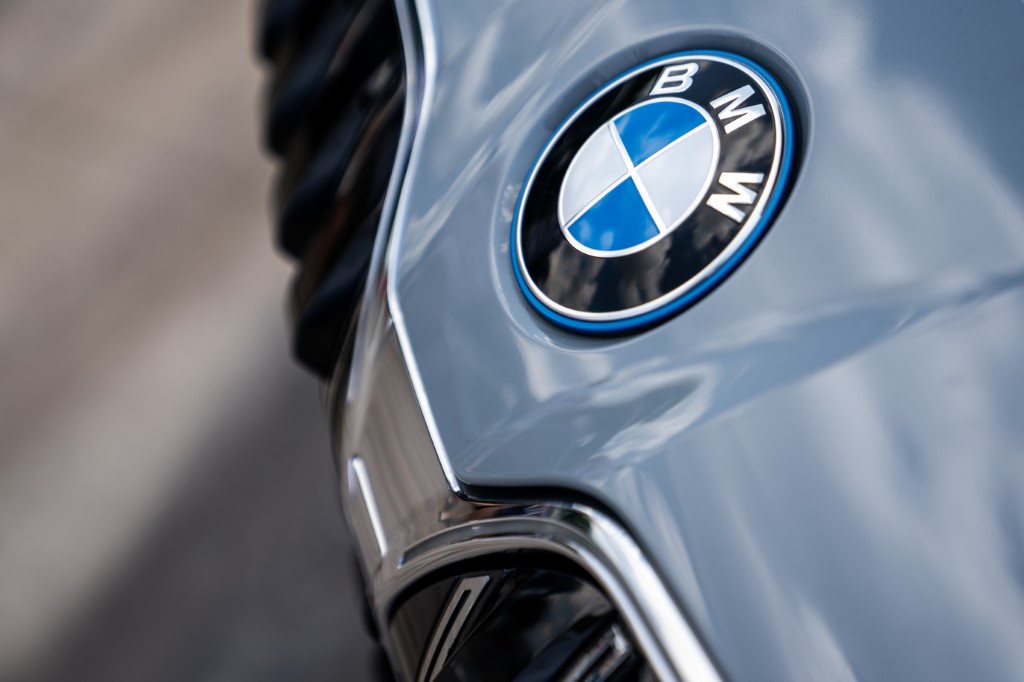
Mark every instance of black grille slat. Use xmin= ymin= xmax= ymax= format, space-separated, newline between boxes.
xmin=265 ymin=0 xmax=393 ymax=156
xmin=292 ymin=86 xmax=402 ymax=311
xmin=301 ymin=93 xmax=401 ymax=280
xmin=265 ymin=0 xmax=359 ymax=154
xmin=258 ymin=0 xmax=327 ymax=60
xmin=275 ymin=55 xmax=402 ymax=256
xmin=290 ymin=205 xmax=381 ymax=375
xmin=259 ymin=0 xmax=405 ymax=378
xmin=298 ymin=0 xmax=396 ymax=150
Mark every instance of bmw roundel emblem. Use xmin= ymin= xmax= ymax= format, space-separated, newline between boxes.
xmin=512 ymin=50 xmax=797 ymax=334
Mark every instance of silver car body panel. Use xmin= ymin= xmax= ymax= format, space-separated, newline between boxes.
xmin=340 ymin=0 xmax=1024 ymax=680
xmin=336 ymin=1 xmax=719 ymax=679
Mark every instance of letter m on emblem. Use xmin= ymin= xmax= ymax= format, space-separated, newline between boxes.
xmin=707 ymin=173 xmax=765 ymax=222
xmin=710 ymin=85 xmax=766 ymax=134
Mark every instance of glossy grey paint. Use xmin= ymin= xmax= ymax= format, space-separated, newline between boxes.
xmin=389 ymin=1 xmax=1024 ymax=679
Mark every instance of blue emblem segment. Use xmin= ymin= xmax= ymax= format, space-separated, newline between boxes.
xmin=568 ymin=178 xmax=659 ymax=251
xmin=613 ymin=100 xmax=707 ymax=166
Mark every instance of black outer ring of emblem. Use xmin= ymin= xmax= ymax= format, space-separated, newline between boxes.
xmin=511 ymin=51 xmax=797 ymax=334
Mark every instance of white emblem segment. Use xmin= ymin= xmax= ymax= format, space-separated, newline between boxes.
xmin=707 ymin=172 xmax=765 ymax=221
xmin=609 ymin=123 xmax=668 ymax=233
xmin=637 ymin=124 xmax=716 ymax=229
xmin=710 ymin=85 xmax=766 ymax=134
xmin=558 ymin=124 xmax=630 ymax=226
xmin=650 ymin=63 xmax=699 ymax=96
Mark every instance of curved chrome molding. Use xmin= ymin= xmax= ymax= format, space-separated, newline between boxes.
xmin=329 ymin=0 xmax=437 ymax=452
xmin=379 ymin=0 xmax=461 ymax=493
xmin=336 ymin=320 xmax=722 ymax=682
xmin=386 ymin=509 xmax=720 ymax=682
xmin=328 ymin=1 xmax=723 ymax=680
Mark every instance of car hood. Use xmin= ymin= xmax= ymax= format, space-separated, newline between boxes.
xmin=392 ymin=0 xmax=1024 ymax=679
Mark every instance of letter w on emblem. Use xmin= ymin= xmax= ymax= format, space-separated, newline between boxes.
xmin=707 ymin=172 xmax=765 ymax=222
xmin=710 ymin=85 xmax=766 ymax=134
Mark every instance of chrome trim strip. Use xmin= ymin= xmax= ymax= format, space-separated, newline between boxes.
xmin=328 ymin=1 xmax=725 ymax=681
xmin=349 ymin=456 xmax=388 ymax=557
xmin=381 ymin=0 xmax=461 ymax=493
xmin=333 ymin=0 xmax=431 ymax=436
xmin=418 ymin=574 xmax=490 ymax=682
xmin=559 ymin=622 xmax=631 ymax=681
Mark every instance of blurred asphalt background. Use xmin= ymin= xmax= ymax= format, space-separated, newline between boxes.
xmin=0 ymin=0 xmax=382 ymax=679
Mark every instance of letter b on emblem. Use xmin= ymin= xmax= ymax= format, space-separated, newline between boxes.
xmin=650 ymin=63 xmax=699 ymax=96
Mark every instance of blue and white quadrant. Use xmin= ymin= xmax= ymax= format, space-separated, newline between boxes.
xmin=558 ymin=98 xmax=718 ymax=255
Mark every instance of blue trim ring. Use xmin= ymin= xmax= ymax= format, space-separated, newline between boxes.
xmin=510 ymin=49 xmax=799 ymax=335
